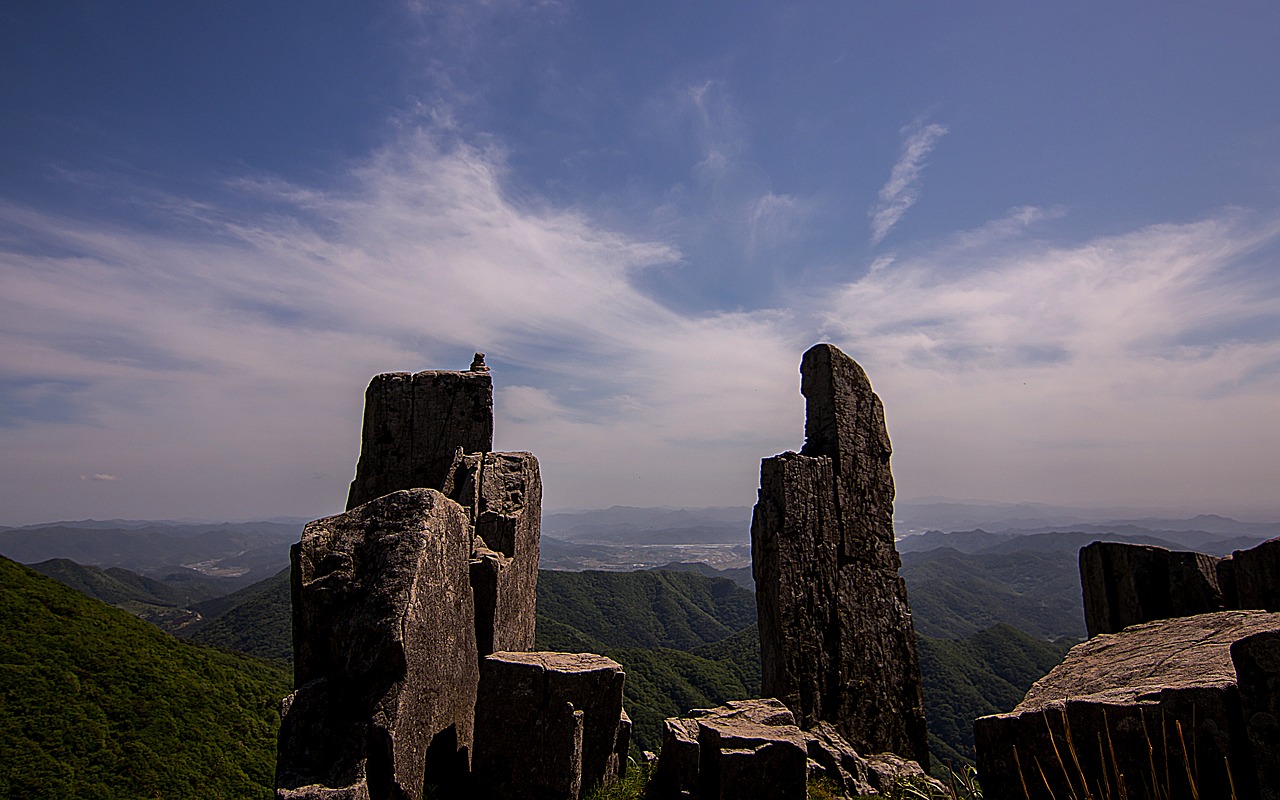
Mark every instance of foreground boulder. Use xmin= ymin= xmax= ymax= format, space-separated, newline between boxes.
xmin=974 ymin=610 xmax=1280 ymax=799
xmin=276 ymin=489 xmax=479 ymax=799
xmin=751 ymin=343 xmax=928 ymax=767
xmin=472 ymin=652 xmax=630 ymax=799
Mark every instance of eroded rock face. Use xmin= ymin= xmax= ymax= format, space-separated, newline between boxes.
xmin=346 ymin=366 xmax=493 ymax=510
xmin=975 ymin=610 xmax=1280 ymax=800
xmin=472 ymin=652 xmax=630 ymax=800
xmin=751 ymin=343 xmax=928 ymax=768
xmin=277 ymin=489 xmax=479 ymax=800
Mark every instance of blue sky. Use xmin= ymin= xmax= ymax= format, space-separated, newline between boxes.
xmin=2 ymin=1 xmax=1279 ymax=524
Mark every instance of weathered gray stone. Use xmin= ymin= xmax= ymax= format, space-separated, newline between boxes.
xmin=346 ymin=362 xmax=493 ymax=509
xmin=1232 ymin=629 xmax=1280 ymax=800
xmin=1233 ymin=537 xmax=1280 ymax=612
xmin=277 ymin=489 xmax=479 ymax=800
xmin=449 ymin=451 xmax=542 ymax=656
xmin=751 ymin=343 xmax=928 ymax=768
xmin=652 ymin=699 xmax=797 ymax=797
xmin=1080 ymin=541 xmax=1225 ymax=637
xmin=975 ymin=610 xmax=1280 ymax=800
xmin=472 ymin=651 xmax=629 ymax=800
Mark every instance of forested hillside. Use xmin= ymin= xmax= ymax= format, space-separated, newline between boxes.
xmin=27 ymin=555 xmax=1069 ymax=770
xmin=0 ymin=557 xmax=290 ymax=800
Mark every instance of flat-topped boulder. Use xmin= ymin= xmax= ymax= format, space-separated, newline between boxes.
xmin=975 ymin=610 xmax=1280 ymax=799
xmin=472 ymin=651 xmax=630 ymax=800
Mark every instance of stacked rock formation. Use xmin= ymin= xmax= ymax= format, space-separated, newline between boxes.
xmin=750 ymin=343 xmax=929 ymax=768
xmin=1081 ymin=537 xmax=1280 ymax=637
xmin=276 ymin=355 xmax=629 ymax=800
xmin=974 ymin=610 xmax=1280 ymax=799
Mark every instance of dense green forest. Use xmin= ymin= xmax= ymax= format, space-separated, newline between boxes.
xmin=10 ymin=553 xmax=1070 ymax=793
xmin=0 ymin=557 xmax=290 ymax=800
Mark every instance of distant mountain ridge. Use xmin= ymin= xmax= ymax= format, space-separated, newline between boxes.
xmin=0 ymin=520 xmax=298 ymax=586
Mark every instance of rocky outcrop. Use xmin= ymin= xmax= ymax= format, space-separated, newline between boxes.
xmin=280 ymin=357 xmax=634 ymax=800
xmin=276 ymin=489 xmax=479 ymax=800
xmin=651 ymin=699 xmax=940 ymax=800
xmin=974 ymin=610 xmax=1280 ymax=800
xmin=1080 ymin=538 xmax=1280 ymax=636
xmin=751 ymin=343 xmax=928 ymax=768
xmin=346 ymin=359 xmax=494 ymax=510
xmin=472 ymin=652 xmax=630 ymax=799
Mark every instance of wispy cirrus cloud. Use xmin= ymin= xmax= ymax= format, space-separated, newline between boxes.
xmin=869 ymin=121 xmax=949 ymax=245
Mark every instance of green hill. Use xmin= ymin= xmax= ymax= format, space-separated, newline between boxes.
xmin=901 ymin=547 xmax=1086 ymax=640
xmin=536 ymin=569 xmax=755 ymax=650
xmin=182 ymin=568 xmax=292 ymax=662
xmin=28 ymin=552 xmax=1068 ymax=770
xmin=918 ymin=624 xmax=1070 ymax=766
xmin=0 ymin=556 xmax=290 ymax=799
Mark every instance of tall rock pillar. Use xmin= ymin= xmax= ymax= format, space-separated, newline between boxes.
xmin=751 ymin=343 xmax=929 ymax=768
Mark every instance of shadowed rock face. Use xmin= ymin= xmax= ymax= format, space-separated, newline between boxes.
xmin=346 ymin=368 xmax=493 ymax=510
xmin=751 ymin=343 xmax=928 ymax=769
xmin=277 ymin=489 xmax=479 ymax=800
xmin=1080 ymin=541 xmax=1226 ymax=637
xmin=1080 ymin=538 xmax=1280 ymax=637
xmin=975 ymin=610 xmax=1280 ymax=800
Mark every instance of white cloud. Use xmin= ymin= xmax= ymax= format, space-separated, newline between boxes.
xmin=870 ymin=122 xmax=948 ymax=245
xmin=0 ymin=127 xmax=803 ymax=522
xmin=2 ymin=124 xmax=1279 ymax=523
xmin=823 ymin=209 xmax=1280 ymax=512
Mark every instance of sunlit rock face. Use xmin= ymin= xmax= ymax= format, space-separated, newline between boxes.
xmin=751 ymin=343 xmax=929 ymax=770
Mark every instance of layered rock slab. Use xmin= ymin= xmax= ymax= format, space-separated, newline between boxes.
xmin=751 ymin=343 xmax=928 ymax=768
xmin=975 ymin=610 xmax=1280 ymax=800
xmin=472 ymin=651 xmax=630 ymax=800
xmin=276 ymin=489 xmax=479 ymax=800
xmin=346 ymin=364 xmax=493 ymax=510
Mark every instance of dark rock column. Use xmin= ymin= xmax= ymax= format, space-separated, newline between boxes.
xmin=277 ymin=489 xmax=479 ymax=800
xmin=1233 ymin=538 xmax=1280 ymax=612
xmin=346 ymin=361 xmax=493 ymax=510
xmin=1232 ymin=629 xmax=1280 ymax=800
xmin=751 ymin=343 xmax=928 ymax=768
